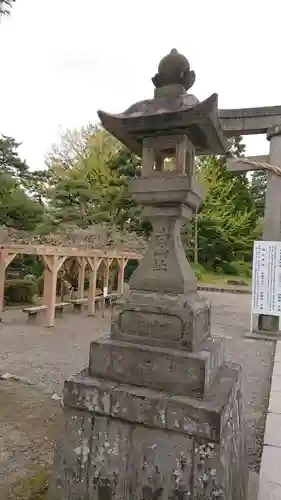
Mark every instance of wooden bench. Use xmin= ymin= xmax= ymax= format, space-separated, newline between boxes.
xmin=23 ymin=302 xmax=70 ymax=323
xmin=22 ymin=305 xmax=47 ymax=324
xmin=105 ymin=293 xmax=118 ymax=307
xmin=54 ymin=302 xmax=71 ymax=317
xmin=94 ymin=296 xmax=104 ymax=310
xmin=70 ymin=298 xmax=87 ymax=314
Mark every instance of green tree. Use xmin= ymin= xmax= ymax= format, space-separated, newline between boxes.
xmin=0 ymin=135 xmax=44 ymax=230
xmin=185 ymin=137 xmax=260 ymax=270
xmin=107 ymin=146 xmax=153 ymax=235
xmin=251 ymin=171 xmax=267 ymax=218
xmin=46 ymin=126 xmax=122 ymax=227
xmin=0 ymin=135 xmax=28 ymax=180
xmin=45 ymin=125 xmax=146 ymax=231
xmin=195 ymin=156 xmax=259 ymax=269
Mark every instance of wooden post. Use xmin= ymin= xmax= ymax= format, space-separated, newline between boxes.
xmin=117 ymin=258 xmax=128 ymax=296
xmin=103 ymin=258 xmax=112 ymax=296
xmin=42 ymin=255 xmax=67 ymax=327
xmin=0 ymin=251 xmax=16 ymax=312
xmin=77 ymin=257 xmax=86 ymax=299
xmin=86 ymin=257 xmax=102 ymax=316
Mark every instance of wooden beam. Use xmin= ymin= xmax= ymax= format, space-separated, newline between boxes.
xmin=4 ymin=253 xmax=16 ymax=268
xmin=219 ymin=105 xmax=281 ymax=136
xmin=0 ymin=244 xmax=142 ymax=261
xmin=41 ymin=255 xmax=54 ymax=272
xmin=86 ymin=256 xmax=103 ymax=271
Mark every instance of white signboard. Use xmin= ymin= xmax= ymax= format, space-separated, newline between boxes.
xmin=251 ymin=241 xmax=281 ymax=317
xmin=103 ymin=286 xmax=108 ymax=298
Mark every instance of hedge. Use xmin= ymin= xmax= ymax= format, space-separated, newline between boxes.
xmin=4 ymin=279 xmax=37 ymax=304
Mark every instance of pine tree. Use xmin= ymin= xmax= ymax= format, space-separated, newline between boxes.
xmin=0 ymin=135 xmax=44 ymax=230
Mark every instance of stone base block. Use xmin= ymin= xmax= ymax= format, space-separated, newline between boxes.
xmin=111 ymin=289 xmax=211 ymax=351
xmin=89 ymin=336 xmax=223 ymax=399
xmin=244 ymin=330 xmax=281 ymax=341
xmin=258 ymin=314 xmax=280 ymax=333
xmin=48 ymin=364 xmax=248 ymax=500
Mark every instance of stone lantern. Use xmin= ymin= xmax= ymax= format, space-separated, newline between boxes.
xmin=49 ymin=49 xmax=248 ymax=500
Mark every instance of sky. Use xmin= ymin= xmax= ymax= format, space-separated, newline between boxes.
xmin=0 ymin=0 xmax=281 ymax=170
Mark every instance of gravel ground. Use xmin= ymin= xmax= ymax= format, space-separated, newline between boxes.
xmin=0 ymin=380 xmax=61 ymax=499
xmin=0 ymin=292 xmax=275 ymax=475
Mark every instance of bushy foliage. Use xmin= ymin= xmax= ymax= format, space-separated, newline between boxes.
xmin=4 ymin=279 xmax=37 ymax=304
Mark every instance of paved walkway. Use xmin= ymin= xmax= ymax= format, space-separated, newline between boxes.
xmin=0 ymin=292 xmax=275 ymax=474
xmin=258 ymin=341 xmax=281 ymax=499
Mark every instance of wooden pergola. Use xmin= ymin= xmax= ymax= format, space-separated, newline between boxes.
xmin=0 ymin=244 xmax=142 ymax=327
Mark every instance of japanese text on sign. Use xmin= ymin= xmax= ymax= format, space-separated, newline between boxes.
xmin=252 ymin=241 xmax=281 ymax=316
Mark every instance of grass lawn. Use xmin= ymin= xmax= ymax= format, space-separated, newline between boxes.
xmin=198 ymin=271 xmax=252 ymax=287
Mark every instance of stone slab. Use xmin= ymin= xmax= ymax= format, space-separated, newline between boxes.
xmin=258 ymin=480 xmax=281 ymax=500
xmin=269 ymin=374 xmax=281 ymax=394
xmin=258 ymin=342 xmax=281 ymax=499
xmin=264 ymin=413 xmax=281 ymax=447
xmin=259 ymin=446 xmax=281 ymax=486
xmin=63 ymin=363 xmax=240 ymax=442
xmin=89 ymin=336 xmax=223 ymax=398
xmin=244 ymin=331 xmax=281 ymax=341
xmin=268 ymin=390 xmax=281 ymax=414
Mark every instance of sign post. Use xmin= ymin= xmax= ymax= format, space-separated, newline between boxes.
xmin=251 ymin=240 xmax=281 ymax=333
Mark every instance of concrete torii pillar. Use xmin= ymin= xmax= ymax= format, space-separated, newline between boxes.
xmin=42 ymin=254 xmax=67 ymax=327
xmin=228 ymin=125 xmax=281 ymax=335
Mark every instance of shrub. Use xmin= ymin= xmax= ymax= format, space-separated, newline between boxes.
xmin=4 ymin=279 xmax=37 ymax=304
xmin=217 ymin=261 xmax=240 ymax=275
xmin=235 ymin=260 xmax=252 ymax=278
xmin=217 ymin=260 xmax=252 ymax=277
xmin=24 ymin=273 xmax=37 ymax=282
xmin=191 ymin=263 xmax=205 ymax=281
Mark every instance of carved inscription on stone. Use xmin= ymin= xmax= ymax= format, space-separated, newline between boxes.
xmin=153 ymin=226 xmax=170 ymax=272
xmin=119 ymin=310 xmax=184 ymax=340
